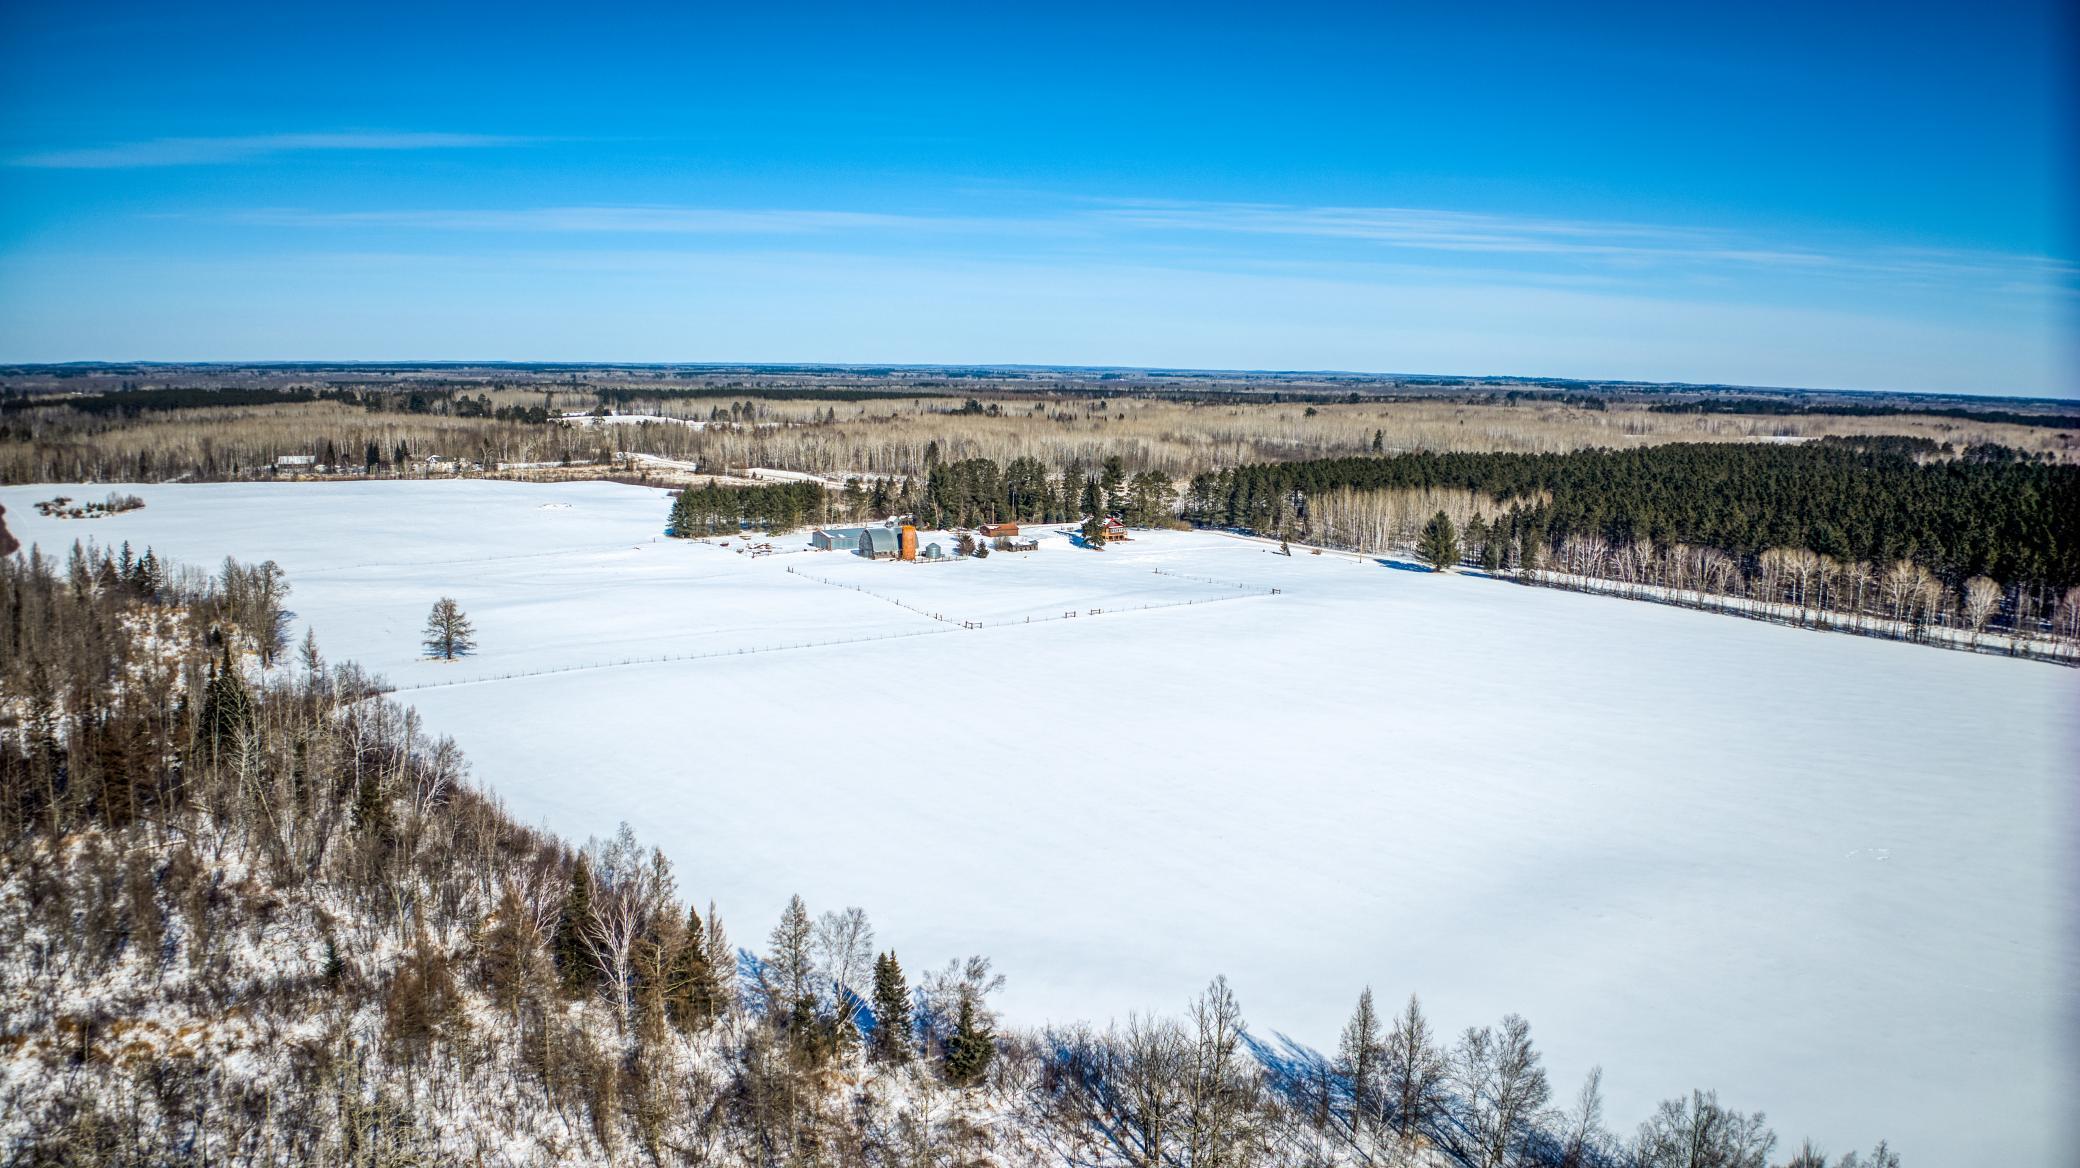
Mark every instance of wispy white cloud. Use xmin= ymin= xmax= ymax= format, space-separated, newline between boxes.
xmin=228 ymin=205 xmax=983 ymax=234
xmin=1088 ymin=199 xmax=2078 ymax=291
xmin=215 ymin=196 xmax=2074 ymax=296
xmin=11 ymin=132 xmax=521 ymax=169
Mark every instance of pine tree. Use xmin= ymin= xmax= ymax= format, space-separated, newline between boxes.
xmin=1385 ymin=993 xmax=1447 ymax=1141
xmin=766 ymin=894 xmax=815 ymax=1020
xmin=942 ymin=996 xmax=992 ymax=1086
xmin=300 ymin=628 xmax=324 ymax=681
xmin=1339 ymin=987 xmax=1384 ymax=1140
xmin=870 ymin=952 xmax=914 ymax=1065
xmin=1100 ymin=456 xmax=1127 ymax=515
xmin=553 ymin=856 xmax=597 ymax=997
xmin=198 ymin=645 xmax=254 ymax=767
xmin=702 ymin=899 xmax=735 ymax=1015
xmin=1081 ymin=515 xmax=1108 ymax=550
xmin=131 ymin=548 xmax=162 ymax=600
xmin=1416 ymin=511 xmax=1460 ymax=572
xmin=350 ymin=770 xmax=393 ymax=843
xmin=422 ymin=597 xmax=477 ymax=660
xmin=666 ymin=904 xmax=719 ymax=1032
xmin=1079 ymin=476 xmax=1102 ymax=518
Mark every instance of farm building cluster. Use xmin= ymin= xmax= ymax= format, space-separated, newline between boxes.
xmin=810 ymin=520 xmax=1044 ymax=561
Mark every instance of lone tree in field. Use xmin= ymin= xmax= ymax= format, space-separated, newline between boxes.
xmin=1417 ymin=511 xmax=1460 ymax=573
xmin=423 ymin=597 xmax=477 ymax=659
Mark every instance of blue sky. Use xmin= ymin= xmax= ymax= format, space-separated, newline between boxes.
xmin=0 ymin=1 xmax=2072 ymax=395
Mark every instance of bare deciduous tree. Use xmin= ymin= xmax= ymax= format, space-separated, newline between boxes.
xmin=1631 ymin=1089 xmax=1776 ymax=1168
xmin=422 ymin=596 xmax=477 ymax=659
xmin=1453 ymin=1013 xmax=1550 ymax=1168
xmin=811 ymin=905 xmax=875 ymax=1014
xmin=1961 ymin=576 xmax=2001 ymax=644
xmin=1181 ymin=975 xmax=1261 ymax=1166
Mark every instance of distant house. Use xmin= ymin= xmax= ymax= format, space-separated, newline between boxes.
xmin=978 ymin=521 xmax=1020 ymax=538
xmin=274 ymin=455 xmax=316 ymax=471
xmin=859 ymin=527 xmax=904 ymax=559
xmin=1101 ymin=517 xmax=1130 ymax=542
xmin=811 ymin=526 xmax=868 ymax=552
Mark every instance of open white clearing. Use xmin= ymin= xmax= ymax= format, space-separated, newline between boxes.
xmin=5 ymin=480 xmax=2073 ymax=1164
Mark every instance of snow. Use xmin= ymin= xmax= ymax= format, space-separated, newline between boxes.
xmin=4 ymin=479 xmax=2073 ymax=1165
xmin=560 ymin=412 xmax=707 ymax=428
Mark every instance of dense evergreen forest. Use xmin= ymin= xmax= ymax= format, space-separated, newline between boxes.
xmin=668 ymin=481 xmax=831 ymax=537
xmin=1645 ymin=399 xmax=2080 ymax=431
xmin=1 ymin=385 xmax=552 ymax=423
xmin=0 ymin=545 xmax=1899 ymax=1167
xmin=1184 ymin=441 xmax=2079 ymax=592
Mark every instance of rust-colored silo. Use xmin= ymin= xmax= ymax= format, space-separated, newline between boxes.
xmin=899 ymin=525 xmax=918 ymax=561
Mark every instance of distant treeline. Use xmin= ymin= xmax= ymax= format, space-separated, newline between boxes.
xmin=1186 ymin=440 xmax=2080 ymax=591
xmin=599 ymin=386 xmax=947 ymax=405
xmin=2 ymin=385 xmax=554 ymax=423
xmin=1648 ymin=397 xmax=2080 ymax=430
xmin=0 ymin=386 xmax=355 ymax=416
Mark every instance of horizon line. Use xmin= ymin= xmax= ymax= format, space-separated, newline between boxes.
xmin=3 ymin=359 xmax=2074 ymax=407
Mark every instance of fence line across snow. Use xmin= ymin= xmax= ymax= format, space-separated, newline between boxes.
xmin=784 ymin=564 xmax=1282 ymax=630
xmin=383 ymin=564 xmax=1287 ymax=694
xmin=383 ymin=624 xmax=961 ymax=693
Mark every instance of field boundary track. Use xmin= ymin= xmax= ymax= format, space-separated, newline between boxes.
xmin=382 ymin=625 xmax=963 ymax=693
xmin=385 ymin=564 xmax=1284 ymax=693
xmin=784 ymin=563 xmax=1279 ymax=630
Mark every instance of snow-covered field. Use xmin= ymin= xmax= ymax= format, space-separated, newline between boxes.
xmin=4 ymin=480 xmax=2073 ymax=1165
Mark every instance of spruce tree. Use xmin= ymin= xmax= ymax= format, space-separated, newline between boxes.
xmin=1081 ymin=515 xmax=1108 ymax=550
xmin=198 ymin=645 xmax=254 ymax=766
xmin=553 ymin=856 xmax=597 ymax=998
xmin=134 ymin=548 xmax=161 ymax=601
xmin=1481 ymin=531 xmax=1506 ymax=572
xmin=350 ymin=771 xmax=393 ymax=843
xmin=667 ymin=904 xmax=719 ymax=1032
xmin=1099 ymin=456 xmax=1127 ymax=514
xmin=943 ymin=996 xmax=993 ymax=1086
xmin=702 ymin=900 xmax=735 ymax=1015
xmin=1416 ymin=511 xmax=1460 ymax=572
xmin=870 ymin=952 xmax=914 ymax=1065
